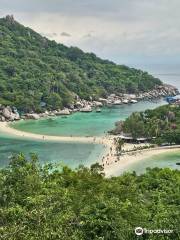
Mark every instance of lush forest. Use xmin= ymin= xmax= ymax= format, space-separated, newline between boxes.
xmin=112 ymin=104 xmax=180 ymax=144
xmin=0 ymin=154 xmax=179 ymax=239
xmin=0 ymin=15 xmax=162 ymax=112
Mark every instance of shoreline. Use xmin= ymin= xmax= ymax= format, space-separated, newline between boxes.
xmin=0 ymin=84 xmax=179 ymax=123
xmin=0 ymin=122 xmax=104 ymax=144
xmin=104 ymin=146 xmax=180 ymax=177
xmin=0 ymin=122 xmax=180 ymax=176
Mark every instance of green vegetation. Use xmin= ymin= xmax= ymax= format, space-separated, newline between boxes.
xmin=0 ymin=15 xmax=162 ymax=112
xmin=0 ymin=154 xmax=179 ymax=239
xmin=113 ymin=104 xmax=180 ymax=144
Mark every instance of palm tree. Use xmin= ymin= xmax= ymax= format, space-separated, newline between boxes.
xmin=116 ymin=138 xmax=125 ymax=155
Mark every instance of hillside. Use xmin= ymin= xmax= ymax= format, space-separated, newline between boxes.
xmin=0 ymin=15 xmax=162 ymax=112
xmin=111 ymin=103 xmax=180 ymax=144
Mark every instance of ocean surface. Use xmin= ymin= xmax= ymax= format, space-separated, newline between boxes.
xmin=112 ymin=151 xmax=180 ymax=176
xmin=0 ymin=99 xmax=166 ymax=169
xmin=0 ymin=65 xmax=180 ymax=173
xmin=12 ymin=99 xmax=166 ymax=137
xmin=0 ymin=134 xmax=105 ymax=168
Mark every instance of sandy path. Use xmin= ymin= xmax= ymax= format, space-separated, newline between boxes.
xmin=0 ymin=122 xmax=104 ymax=144
xmin=0 ymin=122 xmax=180 ymax=176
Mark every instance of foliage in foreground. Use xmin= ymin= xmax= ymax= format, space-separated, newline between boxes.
xmin=0 ymin=154 xmax=180 ymax=240
xmin=0 ymin=15 xmax=162 ymax=112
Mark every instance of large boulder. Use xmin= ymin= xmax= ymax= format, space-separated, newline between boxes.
xmin=26 ymin=113 xmax=40 ymax=120
xmin=1 ymin=106 xmax=20 ymax=121
xmin=93 ymin=101 xmax=103 ymax=107
xmin=113 ymin=100 xmax=122 ymax=105
xmin=0 ymin=116 xmax=5 ymax=122
xmin=80 ymin=106 xmax=92 ymax=112
xmin=2 ymin=107 xmax=12 ymax=119
xmin=75 ymin=101 xmax=84 ymax=108
xmin=9 ymin=113 xmax=20 ymax=121
xmin=56 ymin=109 xmax=71 ymax=115
xmin=99 ymin=98 xmax=108 ymax=104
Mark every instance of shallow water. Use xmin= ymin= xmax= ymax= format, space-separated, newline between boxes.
xmin=0 ymin=135 xmax=105 ymax=169
xmin=1 ymin=95 xmax=179 ymax=173
xmin=114 ymin=151 xmax=180 ymax=176
xmin=12 ymin=99 xmax=166 ymax=137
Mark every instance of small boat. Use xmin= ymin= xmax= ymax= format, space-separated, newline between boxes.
xmin=96 ymin=108 xmax=101 ymax=113
xmin=122 ymin=99 xmax=129 ymax=104
xmin=176 ymin=162 xmax=180 ymax=165
xmin=130 ymin=99 xmax=138 ymax=104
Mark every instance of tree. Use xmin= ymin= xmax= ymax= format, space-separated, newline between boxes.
xmin=115 ymin=138 xmax=125 ymax=154
xmin=0 ymin=16 xmax=162 ymax=112
xmin=0 ymin=154 xmax=179 ymax=239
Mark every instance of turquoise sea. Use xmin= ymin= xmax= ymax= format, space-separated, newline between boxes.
xmin=0 ymin=98 xmax=168 ymax=171
xmin=112 ymin=151 xmax=180 ymax=176
xmin=0 ymin=134 xmax=105 ymax=168
xmin=0 ymin=67 xmax=180 ymax=174
xmin=12 ymin=99 xmax=166 ymax=137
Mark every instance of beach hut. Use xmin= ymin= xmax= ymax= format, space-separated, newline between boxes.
xmin=136 ymin=137 xmax=148 ymax=143
xmin=119 ymin=135 xmax=134 ymax=143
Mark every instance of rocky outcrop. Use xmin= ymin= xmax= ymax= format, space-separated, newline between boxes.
xmin=137 ymin=84 xmax=179 ymax=100
xmin=93 ymin=101 xmax=103 ymax=107
xmin=0 ymin=105 xmax=20 ymax=121
xmin=0 ymin=84 xmax=179 ymax=122
xmin=25 ymin=113 xmax=40 ymax=120
xmin=80 ymin=106 xmax=92 ymax=112
xmin=56 ymin=109 xmax=71 ymax=115
xmin=98 ymin=84 xmax=179 ymax=105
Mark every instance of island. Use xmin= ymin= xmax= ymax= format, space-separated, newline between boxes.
xmin=0 ymin=15 xmax=180 ymax=240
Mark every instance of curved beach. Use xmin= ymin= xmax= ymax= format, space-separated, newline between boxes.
xmin=104 ymin=146 xmax=180 ymax=177
xmin=0 ymin=122 xmax=104 ymax=144
xmin=0 ymin=121 xmax=180 ymax=176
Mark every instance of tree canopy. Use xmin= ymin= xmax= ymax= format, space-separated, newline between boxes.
xmin=0 ymin=153 xmax=179 ymax=239
xmin=0 ymin=15 xmax=162 ymax=112
xmin=112 ymin=104 xmax=180 ymax=144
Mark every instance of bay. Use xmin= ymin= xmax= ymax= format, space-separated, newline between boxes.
xmin=12 ymin=99 xmax=166 ymax=137
xmin=1 ymin=67 xmax=180 ymax=173
xmin=0 ymin=98 xmax=167 ymax=170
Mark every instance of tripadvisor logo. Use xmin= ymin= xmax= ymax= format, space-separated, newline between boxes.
xmin=135 ymin=227 xmax=173 ymax=236
xmin=135 ymin=227 xmax=143 ymax=236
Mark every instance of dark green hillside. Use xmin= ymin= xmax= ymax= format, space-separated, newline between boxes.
xmin=0 ymin=15 xmax=162 ymax=112
xmin=112 ymin=104 xmax=180 ymax=144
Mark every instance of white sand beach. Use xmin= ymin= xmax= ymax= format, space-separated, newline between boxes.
xmin=104 ymin=147 xmax=180 ymax=177
xmin=0 ymin=122 xmax=103 ymax=144
xmin=0 ymin=121 xmax=180 ymax=176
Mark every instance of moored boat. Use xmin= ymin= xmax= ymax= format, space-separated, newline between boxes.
xmin=96 ymin=108 xmax=101 ymax=112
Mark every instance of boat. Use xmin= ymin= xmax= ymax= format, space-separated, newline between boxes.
xmin=122 ymin=99 xmax=129 ymax=104
xmin=176 ymin=162 xmax=180 ymax=165
xmin=130 ymin=99 xmax=138 ymax=104
xmin=96 ymin=108 xmax=101 ymax=113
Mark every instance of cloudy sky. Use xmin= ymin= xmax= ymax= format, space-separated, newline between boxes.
xmin=0 ymin=0 xmax=180 ymax=71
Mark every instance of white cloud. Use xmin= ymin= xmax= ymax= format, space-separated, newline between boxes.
xmin=0 ymin=0 xmax=180 ymax=65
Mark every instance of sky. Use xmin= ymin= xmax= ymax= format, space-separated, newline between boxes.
xmin=0 ymin=0 xmax=180 ymax=72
